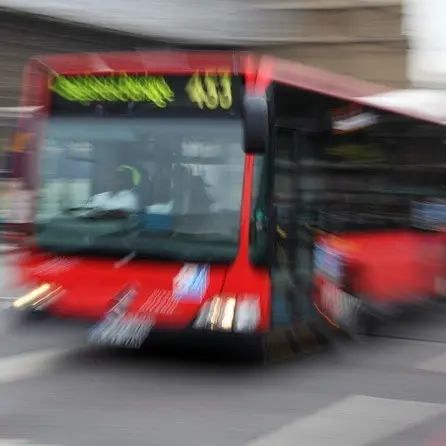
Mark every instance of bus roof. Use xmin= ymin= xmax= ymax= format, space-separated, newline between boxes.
xmin=34 ymin=51 xmax=250 ymax=77
xmin=272 ymin=58 xmax=391 ymax=101
xmin=272 ymin=57 xmax=446 ymax=126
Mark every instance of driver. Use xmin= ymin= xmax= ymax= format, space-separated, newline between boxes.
xmin=90 ymin=168 xmax=139 ymax=212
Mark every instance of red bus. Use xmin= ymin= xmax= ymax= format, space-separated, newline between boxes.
xmin=7 ymin=51 xmax=446 ymax=356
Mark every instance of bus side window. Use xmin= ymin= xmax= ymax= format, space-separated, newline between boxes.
xmin=274 ymin=128 xmax=294 ymax=235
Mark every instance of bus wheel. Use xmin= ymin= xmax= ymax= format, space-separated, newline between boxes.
xmin=355 ymin=307 xmax=379 ymax=336
xmin=237 ymin=334 xmax=268 ymax=363
xmin=312 ymin=324 xmax=335 ymax=348
xmin=341 ymin=299 xmax=376 ymax=338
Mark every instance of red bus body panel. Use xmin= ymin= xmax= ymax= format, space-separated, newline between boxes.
xmin=314 ymin=232 xmax=446 ymax=328
xmin=15 ymin=251 xmax=271 ymax=330
xmin=315 ymin=232 xmax=444 ymax=306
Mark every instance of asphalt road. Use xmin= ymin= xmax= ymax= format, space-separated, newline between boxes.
xmin=1 ymin=252 xmax=446 ymax=445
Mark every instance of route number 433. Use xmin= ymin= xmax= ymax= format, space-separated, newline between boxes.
xmin=186 ymin=72 xmax=232 ymax=110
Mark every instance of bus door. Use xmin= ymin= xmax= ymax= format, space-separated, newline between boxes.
xmin=269 ymin=121 xmax=323 ymax=344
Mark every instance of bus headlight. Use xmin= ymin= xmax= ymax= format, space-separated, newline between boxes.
xmin=12 ymin=283 xmax=63 ymax=310
xmin=234 ymin=297 xmax=260 ymax=332
xmin=193 ymin=295 xmax=260 ymax=333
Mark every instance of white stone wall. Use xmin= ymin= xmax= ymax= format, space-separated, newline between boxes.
xmin=0 ymin=0 xmax=408 ymax=86
xmin=405 ymin=0 xmax=446 ymax=87
xmin=0 ymin=0 xmax=291 ymax=45
xmin=0 ymin=0 xmax=408 ymax=46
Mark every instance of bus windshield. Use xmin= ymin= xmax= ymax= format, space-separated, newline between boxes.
xmin=36 ymin=116 xmax=245 ymax=262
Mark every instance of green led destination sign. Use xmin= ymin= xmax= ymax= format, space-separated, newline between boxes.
xmin=50 ymin=72 xmax=237 ymax=111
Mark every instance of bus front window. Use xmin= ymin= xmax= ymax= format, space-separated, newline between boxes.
xmin=36 ymin=117 xmax=245 ymax=262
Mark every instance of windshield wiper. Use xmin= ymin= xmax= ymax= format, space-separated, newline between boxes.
xmin=114 ymin=251 xmax=136 ymax=268
xmin=161 ymin=230 xmax=237 ymax=241
xmin=63 ymin=207 xmax=132 ymax=220
xmin=63 ymin=206 xmax=96 ymax=213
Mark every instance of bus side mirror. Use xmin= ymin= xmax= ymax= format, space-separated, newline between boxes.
xmin=243 ymin=94 xmax=269 ymax=154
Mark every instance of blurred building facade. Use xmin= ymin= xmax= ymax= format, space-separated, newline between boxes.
xmin=0 ymin=1 xmax=407 ymax=151
xmin=257 ymin=0 xmax=407 ymax=88
xmin=0 ymin=10 xmax=163 ymax=151
xmin=405 ymin=0 xmax=446 ymax=88
xmin=0 ymin=0 xmax=407 ymax=94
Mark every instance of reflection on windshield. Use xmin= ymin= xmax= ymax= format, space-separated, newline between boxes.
xmin=37 ymin=117 xmax=245 ymax=261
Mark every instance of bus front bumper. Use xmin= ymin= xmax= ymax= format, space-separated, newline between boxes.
xmin=4 ymin=302 xmax=267 ymax=353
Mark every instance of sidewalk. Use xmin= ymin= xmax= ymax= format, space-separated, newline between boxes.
xmin=0 ymin=243 xmax=19 ymax=254
xmin=0 ymin=218 xmax=24 ymax=254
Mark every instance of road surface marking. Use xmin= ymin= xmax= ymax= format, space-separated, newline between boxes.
xmin=417 ymin=351 xmax=446 ymax=373
xmin=0 ymin=297 xmax=15 ymax=302
xmin=0 ymin=349 xmax=68 ymax=384
xmin=0 ymin=297 xmax=18 ymax=311
xmin=0 ymin=244 xmax=19 ymax=252
xmin=244 ymin=395 xmax=446 ymax=446
xmin=0 ymin=440 xmax=63 ymax=445
xmin=0 ymin=440 xmax=64 ymax=445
